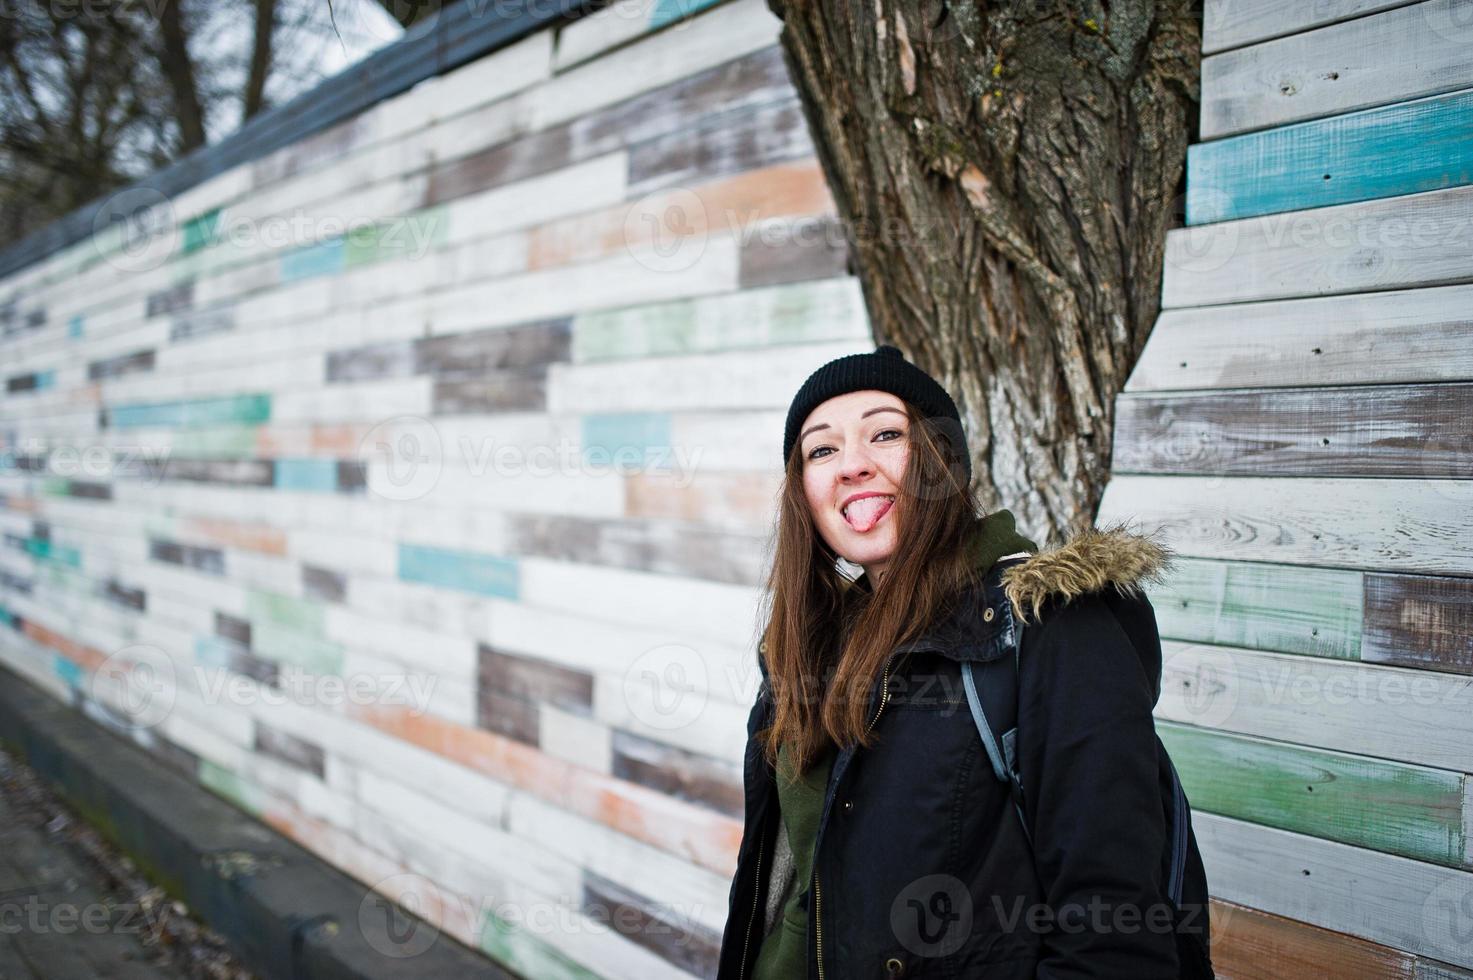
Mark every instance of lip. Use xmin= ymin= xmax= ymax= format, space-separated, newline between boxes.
xmin=839 ymin=490 xmax=895 ymax=512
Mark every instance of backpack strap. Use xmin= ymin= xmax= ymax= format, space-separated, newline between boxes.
xmin=960 ymin=585 xmax=1188 ymax=908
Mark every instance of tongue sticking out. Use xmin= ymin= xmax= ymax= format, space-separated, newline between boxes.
xmin=843 ymin=496 xmax=893 ymax=532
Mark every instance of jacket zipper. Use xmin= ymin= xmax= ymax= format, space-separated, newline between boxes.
xmin=739 ymin=824 xmax=766 ymax=980
xmin=813 ymin=650 xmax=900 ymax=980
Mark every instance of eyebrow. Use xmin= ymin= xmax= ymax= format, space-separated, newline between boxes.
xmin=799 ymin=406 xmax=907 ymax=446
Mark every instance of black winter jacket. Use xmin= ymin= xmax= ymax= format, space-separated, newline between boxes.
xmin=715 ymin=529 xmax=1214 ymax=980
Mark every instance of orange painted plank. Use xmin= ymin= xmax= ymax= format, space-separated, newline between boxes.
xmin=527 ymin=159 xmax=834 ymax=270
xmin=1211 ymin=899 xmax=1415 ymax=980
xmin=23 ymin=621 xmax=107 ymax=672
xmin=348 ymin=703 xmax=742 ymax=877
xmin=624 ymin=470 xmax=781 ymax=527
xmin=179 ymin=516 xmax=289 ymax=555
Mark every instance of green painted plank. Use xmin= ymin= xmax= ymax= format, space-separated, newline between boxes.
xmin=249 ymin=620 xmax=343 ymax=677
xmin=1189 ymin=87 xmax=1473 ymax=224
xmin=197 ymin=760 xmax=264 ymax=816
xmin=1159 ymin=722 xmax=1465 ymax=867
xmin=1148 ymin=557 xmax=1362 ymax=659
xmin=170 ymin=426 xmax=260 ymax=458
xmin=343 ymin=207 xmax=448 ymax=267
xmin=247 ymin=591 xmax=324 ymax=634
xmin=479 ymin=908 xmax=601 ymax=980
xmin=572 ymin=278 xmax=867 ymax=362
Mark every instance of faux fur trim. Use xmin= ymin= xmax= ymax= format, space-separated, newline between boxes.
xmin=1000 ymin=525 xmax=1173 ymax=624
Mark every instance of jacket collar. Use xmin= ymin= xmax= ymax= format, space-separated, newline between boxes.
xmin=891 ymin=525 xmax=1172 ymax=663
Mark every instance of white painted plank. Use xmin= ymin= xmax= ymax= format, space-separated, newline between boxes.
xmin=1195 ymin=812 xmax=1473 ymax=967
xmin=1162 ymin=184 xmax=1473 ymax=308
xmin=1202 ymin=0 xmax=1473 ymax=138
xmin=537 ymin=703 xmax=614 ymax=774
xmin=550 ymin=339 xmax=867 ymax=413
xmin=1127 ymin=283 xmax=1473 ymax=391
xmin=1097 ymin=475 xmax=1473 ymax=575
xmin=1156 ymin=641 xmax=1473 ymax=773
xmin=1202 ymin=0 xmax=1421 ymax=55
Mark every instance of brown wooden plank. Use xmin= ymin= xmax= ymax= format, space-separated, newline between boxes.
xmin=415 ymin=317 xmax=572 ymax=378
xmin=325 ymin=339 xmax=415 ymax=383
xmin=148 ymin=538 xmax=224 ymax=575
xmin=611 ymin=729 xmax=743 ymax=819
xmin=505 ymin=513 xmax=769 ymax=586
xmin=475 ymin=688 xmax=541 ymax=746
xmin=477 ymin=644 xmax=594 ymax=714
xmin=580 ymin=868 xmax=721 ymax=979
xmin=570 ymin=45 xmax=794 ymax=160
xmin=424 ymin=124 xmax=576 ymax=207
xmin=431 ymin=369 xmax=548 ymax=414
xmin=738 ymin=213 xmax=850 ymax=289
xmin=254 ymin=721 xmax=326 ymax=778
xmin=1364 ymin=574 xmax=1473 ymax=675
xmin=215 ymin=611 xmax=252 ymax=646
xmin=102 ymin=578 xmax=146 ymax=611
xmin=87 ymin=349 xmax=156 ymax=381
xmin=1210 ymin=898 xmax=1415 ymax=980
xmin=144 ymin=281 xmax=194 ymax=318
xmin=169 ymin=307 xmax=235 ymax=342
xmin=301 ymin=564 xmax=346 ymax=603
xmin=628 ymin=98 xmax=812 ymax=193
xmin=1114 ymin=383 xmax=1473 ymax=477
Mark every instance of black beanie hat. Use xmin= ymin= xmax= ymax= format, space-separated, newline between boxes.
xmin=782 ymin=344 xmax=972 ymax=482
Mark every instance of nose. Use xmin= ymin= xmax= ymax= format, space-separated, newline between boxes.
xmin=836 ymin=442 xmax=877 ymax=482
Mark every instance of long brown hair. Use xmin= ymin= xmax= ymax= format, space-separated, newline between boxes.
xmin=755 ymin=398 xmax=986 ymax=782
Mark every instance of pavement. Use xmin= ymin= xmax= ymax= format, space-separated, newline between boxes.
xmin=0 ymin=745 xmax=250 ymax=979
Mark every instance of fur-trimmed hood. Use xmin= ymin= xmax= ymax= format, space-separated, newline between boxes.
xmin=1001 ymin=524 xmax=1174 ymax=624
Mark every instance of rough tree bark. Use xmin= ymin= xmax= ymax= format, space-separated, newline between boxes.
xmin=768 ymin=1 xmax=1199 ymax=542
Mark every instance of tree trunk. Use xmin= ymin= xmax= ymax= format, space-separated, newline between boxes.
xmin=244 ymin=0 xmax=279 ymax=120
xmin=768 ymin=1 xmax=1199 ymax=542
xmin=156 ymin=0 xmax=207 ymax=151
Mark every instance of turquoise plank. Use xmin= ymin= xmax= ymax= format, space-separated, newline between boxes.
xmin=194 ymin=635 xmax=237 ymax=670
xmin=1189 ymin=87 xmax=1473 ymax=224
xmin=110 ymin=394 xmax=269 ymax=428
xmin=0 ymin=604 xmax=14 ymax=628
xmin=581 ymin=413 xmax=672 ymax=468
xmin=649 ymin=0 xmax=725 ymax=30
xmin=398 ymin=543 xmax=519 ymax=599
xmin=181 ymin=208 xmax=221 ymax=254
xmin=280 ymin=236 xmax=346 ymax=282
xmin=68 ymin=315 xmax=83 ymax=339
xmin=273 ymin=458 xmax=341 ymax=492
xmin=34 ymin=370 xmax=55 ymax=390
xmin=53 ymin=655 xmax=83 ymax=688
xmin=24 ymin=538 xmax=81 ymax=568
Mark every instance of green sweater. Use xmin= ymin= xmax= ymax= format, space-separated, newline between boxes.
xmin=749 ymin=510 xmax=1037 ymax=979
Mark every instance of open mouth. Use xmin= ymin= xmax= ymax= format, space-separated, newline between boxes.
xmin=841 ymin=495 xmax=895 ymax=533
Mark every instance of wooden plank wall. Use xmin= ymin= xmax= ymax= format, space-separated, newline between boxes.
xmin=1108 ymin=1 xmax=1473 ymax=975
xmin=0 ymin=2 xmax=870 ymax=976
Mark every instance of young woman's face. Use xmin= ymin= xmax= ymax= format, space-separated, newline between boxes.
xmin=798 ymin=390 xmax=910 ymax=583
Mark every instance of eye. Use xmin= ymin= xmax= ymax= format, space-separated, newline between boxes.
xmin=875 ymin=428 xmax=904 ymax=442
xmin=806 ymin=444 xmax=832 ymax=461
xmin=805 ymin=428 xmax=904 ymax=461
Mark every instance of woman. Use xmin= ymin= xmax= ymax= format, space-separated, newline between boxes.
xmin=715 ymin=345 xmax=1213 ymax=979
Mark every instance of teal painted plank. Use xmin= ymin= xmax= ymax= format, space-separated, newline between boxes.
xmin=24 ymin=538 xmax=81 ymax=569
xmin=1189 ymin=87 xmax=1473 ymax=224
xmin=280 ymin=236 xmax=346 ymax=282
xmin=110 ymin=393 xmax=270 ymax=429
xmin=274 ymin=458 xmax=341 ymax=492
xmin=649 ymin=0 xmax=726 ymax=30
xmin=582 ymin=413 xmax=672 ymax=467
xmin=34 ymin=370 xmax=54 ymax=390
xmin=479 ymin=908 xmax=601 ymax=980
xmin=398 ymin=543 xmax=519 ymax=599
xmin=194 ymin=635 xmax=238 ymax=670
xmin=0 ymin=604 xmax=14 ymax=628
xmin=68 ymin=315 xmax=83 ymax=339
xmin=181 ymin=209 xmax=221 ymax=254
xmin=53 ymin=655 xmax=83 ymax=688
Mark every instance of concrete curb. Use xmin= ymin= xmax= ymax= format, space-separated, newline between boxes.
xmin=0 ymin=665 xmax=517 ymax=979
